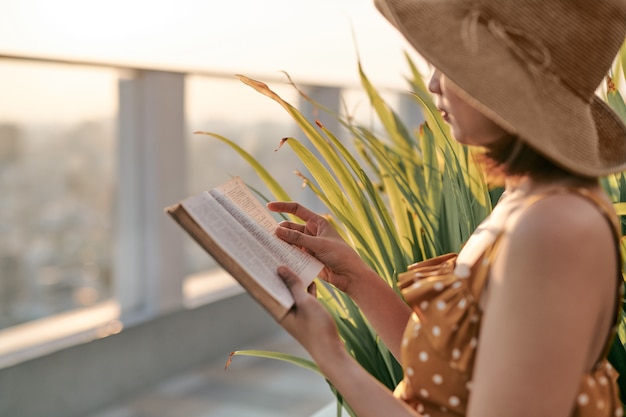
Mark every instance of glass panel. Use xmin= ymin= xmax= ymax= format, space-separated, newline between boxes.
xmin=0 ymin=59 xmax=117 ymax=329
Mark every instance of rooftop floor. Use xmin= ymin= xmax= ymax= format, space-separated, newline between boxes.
xmin=89 ymin=330 xmax=335 ymax=417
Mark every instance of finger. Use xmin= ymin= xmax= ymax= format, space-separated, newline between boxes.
xmin=277 ymin=221 xmax=306 ymax=233
xmin=267 ymin=201 xmax=293 ymax=214
xmin=275 ymin=227 xmax=321 ymax=252
xmin=277 ymin=266 xmax=309 ymax=303
xmin=267 ymin=201 xmax=320 ymax=223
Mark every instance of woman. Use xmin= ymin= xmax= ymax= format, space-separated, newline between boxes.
xmin=267 ymin=0 xmax=626 ymax=416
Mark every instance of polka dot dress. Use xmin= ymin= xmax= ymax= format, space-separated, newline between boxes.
xmin=393 ymin=189 xmax=624 ymax=417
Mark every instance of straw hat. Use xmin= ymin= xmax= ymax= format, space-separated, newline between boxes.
xmin=375 ymin=0 xmax=626 ymax=176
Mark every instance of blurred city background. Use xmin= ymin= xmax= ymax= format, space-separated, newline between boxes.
xmin=0 ymin=1 xmax=423 ymax=416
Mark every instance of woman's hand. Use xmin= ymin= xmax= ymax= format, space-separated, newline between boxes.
xmin=267 ymin=201 xmax=370 ymax=294
xmin=277 ymin=266 xmax=344 ymax=360
xmin=269 ymin=201 xmax=413 ymax=360
xmin=280 ymin=264 xmax=420 ymax=417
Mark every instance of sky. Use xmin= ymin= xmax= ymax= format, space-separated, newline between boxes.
xmin=0 ymin=0 xmax=423 ymax=86
xmin=0 ymin=0 xmax=427 ymax=124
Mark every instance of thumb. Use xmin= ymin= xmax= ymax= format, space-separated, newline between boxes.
xmin=277 ymin=266 xmax=308 ymax=303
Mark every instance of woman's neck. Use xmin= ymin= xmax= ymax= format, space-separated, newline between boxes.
xmin=503 ymin=174 xmax=598 ymax=195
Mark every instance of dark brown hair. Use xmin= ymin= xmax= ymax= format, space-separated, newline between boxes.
xmin=477 ymin=135 xmax=595 ymax=185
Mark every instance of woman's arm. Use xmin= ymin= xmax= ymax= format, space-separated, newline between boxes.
xmin=268 ymin=201 xmax=412 ymax=359
xmin=466 ymin=194 xmax=617 ymax=417
xmin=345 ymin=266 xmax=413 ymax=360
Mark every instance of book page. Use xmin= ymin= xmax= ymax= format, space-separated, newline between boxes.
xmin=213 ymin=177 xmax=276 ymax=233
xmin=181 ymin=182 xmax=323 ymax=309
xmin=210 ymin=177 xmax=324 ymax=282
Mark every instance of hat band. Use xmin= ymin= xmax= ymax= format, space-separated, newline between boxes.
xmin=461 ymin=9 xmax=591 ymax=103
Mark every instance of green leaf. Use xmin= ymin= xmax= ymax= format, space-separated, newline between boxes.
xmin=614 ymin=202 xmax=626 ymax=216
xmin=608 ymin=88 xmax=626 ymax=123
xmin=228 ymin=350 xmax=322 ymax=375
xmin=194 ymin=131 xmax=292 ymax=203
xmin=358 ymin=62 xmax=420 ymax=157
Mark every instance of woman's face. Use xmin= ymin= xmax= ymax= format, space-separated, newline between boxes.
xmin=428 ymin=69 xmax=507 ymax=147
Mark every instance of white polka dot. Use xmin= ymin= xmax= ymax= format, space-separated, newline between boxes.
xmin=449 ymin=396 xmax=460 ymax=407
xmin=412 ymin=323 xmax=421 ymax=337
xmin=587 ymin=376 xmax=596 ymax=387
xmin=420 ymin=388 xmax=429 ymax=398
xmin=452 ymin=348 xmax=461 ymax=360
xmin=436 ymin=300 xmax=446 ymax=310
xmin=411 ymin=281 xmax=422 ymax=290
xmin=406 ymin=367 xmax=414 ymax=376
xmin=423 ymin=414 xmax=430 ymax=417
xmin=466 ymin=380 xmax=473 ymax=390
xmin=440 ymin=406 xmax=448 ymax=412
xmin=598 ymin=400 xmax=605 ymax=410
xmin=434 ymin=282 xmax=445 ymax=291
xmin=419 ymin=351 xmax=429 ymax=362
xmin=599 ymin=376 xmax=609 ymax=386
xmin=420 ymin=301 xmax=429 ymax=310
xmin=470 ymin=314 xmax=480 ymax=323
xmin=452 ymin=281 xmax=462 ymax=289
xmin=458 ymin=298 xmax=467 ymax=309
xmin=432 ymin=326 xmax=441 ymax=336
xmin=433 ymin=374 xmax=443 ymax=385
xmin=417 ymin=404 xmax=424 ymax=413
xmin=616 ymin=407 xmax=624 ymax=417
xmin=470 ymin=337 xmax=478 ymax=348
xmin=577 ymin=393 xmax=589 ymax=406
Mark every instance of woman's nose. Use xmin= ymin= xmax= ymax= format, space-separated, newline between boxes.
xmin=428 ymin=69 xmax=442 ymax=94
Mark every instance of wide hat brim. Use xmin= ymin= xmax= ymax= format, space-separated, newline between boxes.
xmin=376 ymin=0 xmax=626 ymax=177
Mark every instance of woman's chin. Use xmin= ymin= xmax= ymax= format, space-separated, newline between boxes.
xmin=451 ymin=132 xmax=498 ymax=148
xmin=450 ymin=133 xmax=472 ymax=146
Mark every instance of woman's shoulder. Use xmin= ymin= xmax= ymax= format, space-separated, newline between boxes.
xmin=460 ymin=183 xmax=618 ymax=275
xmin=506 ymin=186 xmax=616 ymax=246
xmin=494 ymin=185 xmax=618 ymax=295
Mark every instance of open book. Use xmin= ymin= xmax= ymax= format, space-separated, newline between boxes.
xmin=165 ymin=177 xmax=324 ymax=320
